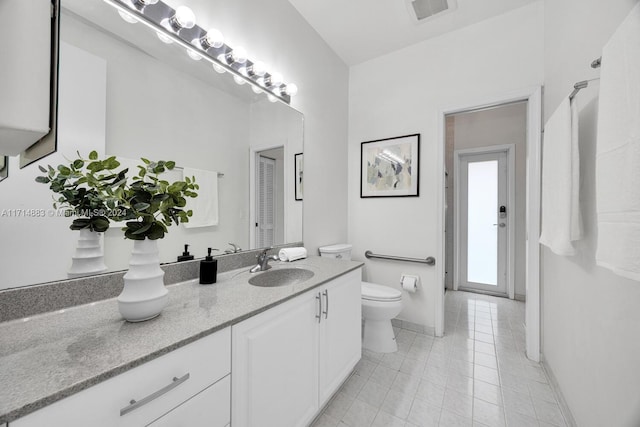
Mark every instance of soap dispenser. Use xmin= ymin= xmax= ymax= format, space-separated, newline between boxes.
xmin=177 ymin=244 xmax=194 ymax=262
xmin=200 ymin=248 xmax=218 ymax=285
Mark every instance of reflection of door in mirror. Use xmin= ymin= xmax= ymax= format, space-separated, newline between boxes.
xmin=256 ymin=148 xmax=284 ymax=248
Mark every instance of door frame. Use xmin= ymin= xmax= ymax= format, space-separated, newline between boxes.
xmin=453 ymin=144 xmax=516 ymax=299
xmin=436 ymin=86 xmax=542 ymax=362
xmin=249 ymin=143 xmax=288 ymax=250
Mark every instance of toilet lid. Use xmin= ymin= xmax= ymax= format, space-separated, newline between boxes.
xmin=361 ymin=282 xmax=402 ymax=302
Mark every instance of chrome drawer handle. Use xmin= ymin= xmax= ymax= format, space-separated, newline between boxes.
xmin=316 ymin=292 xmax=322 ymax=323
xmin=120 ymin=373 xmax=190 ymax=416
xmin=322 ymin=290 xmax=329 ymax=319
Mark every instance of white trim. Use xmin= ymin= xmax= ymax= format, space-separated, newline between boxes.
xmin=436 ymin=86 xmax=542 ymax=361
xmin=541 ymin=358 xmax=577 ymax=427
xmin=453 ymin=144 xmax=516 ymax=299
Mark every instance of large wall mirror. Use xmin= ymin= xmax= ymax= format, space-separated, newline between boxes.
xmin=0 ymin=0 xmax=303 ymax=290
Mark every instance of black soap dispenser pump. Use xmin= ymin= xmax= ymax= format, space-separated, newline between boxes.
xmin=200 ymin=248 xmax=218 ymax=285
xmin=177 ymin=244 xmax=194 ymax=262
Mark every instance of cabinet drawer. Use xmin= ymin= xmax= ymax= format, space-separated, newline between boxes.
xmin=147 ymin=375 xmax=230 ymax=427
xmin=13 ymin=328 xmax=231 ymax=427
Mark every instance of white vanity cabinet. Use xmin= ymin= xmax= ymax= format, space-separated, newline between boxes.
xmin=232 ymin=268 xmax=362 ymax=427
xmin=12 ymin=327 xmax=231 ymax=427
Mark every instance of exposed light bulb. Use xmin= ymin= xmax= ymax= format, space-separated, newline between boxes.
xmin=200 ymin=28 xmax=224 ymax=49
xmin=233 ymin=75 xmax=246 ymax=85
xmin=157 ymin=31 xmax=173 ymax=44
xmin=249 ymin=61 xmax=267 ymax=77
xmin=267 ymin=94 xmax=278 ymax=103
xmin=251 ymin=84 xmax=263 ymax=94
xmin=118 ymin=10 xmax=138 ymax=24
xmin=186 ymin=49 xmax=202 ymax=61
xmin=212 ymin=63 xmax=226 ymax=74
xmin=284 ymin=83 xmax=298 ymax=96
xmin=269 ymin=72 xmax=283 ymax=86
xmin=231 ymin=46 xmax=247 ymax=64
xmin=169 ymin=6 xmax=196 ymax=30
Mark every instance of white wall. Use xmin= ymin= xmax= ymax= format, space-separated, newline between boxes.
xmin=446 ymin=103 xmax=528 ymax=298
xmin=542 ymin=0 xmax=640 ymax=425
xmin=348 ymin=2 xmax=544 ymax=330
xmin=175 ymin=0 xmax=350 ymax=255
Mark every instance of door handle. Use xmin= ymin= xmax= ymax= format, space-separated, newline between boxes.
xmin=492 ymin=223 xmax=506 ymax=228
xmin=322 ymin=290 xmax=329 ymax=319
xmin=315 ymin=292 xmax=322 ymax=323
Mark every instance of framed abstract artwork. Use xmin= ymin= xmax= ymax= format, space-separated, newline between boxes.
xmin=294 ymin=152 xmax=303 ymax=201
xmin=361 ymin=134 xmax=420 ymax=198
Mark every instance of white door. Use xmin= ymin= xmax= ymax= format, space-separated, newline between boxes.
xmin=455 ymin=148 xmax=512 ymax=296
xmin=231 ymin=291 xmax=320 ymax=427
xmin=256 ymin=155 xmax=275 ymax=248
xmin=318 ymin=270 xmax=362 ymax=407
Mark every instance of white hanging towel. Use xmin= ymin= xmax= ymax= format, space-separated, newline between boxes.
xmin=595 ymin=3 xmax=640 ymax=281
xmin=183 ymin=168 xmax=219 ymax=228
xmin=539 ymin=98 xmax=583 ymax=256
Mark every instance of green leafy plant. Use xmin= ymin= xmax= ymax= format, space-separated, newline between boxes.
xmin=112 ymin=158 xmax=198 ymax=240
xmin=35 ymin=151 xmax=127 ymax=232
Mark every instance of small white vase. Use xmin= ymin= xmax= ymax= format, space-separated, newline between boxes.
xmin=118 ymin=238 xmax=168 ymax=322
xmin=68 ymin=228 xmax=108 ymax=278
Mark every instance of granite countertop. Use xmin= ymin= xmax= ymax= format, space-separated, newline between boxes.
xmin=0 ymin=256 xmax=363 ymax=423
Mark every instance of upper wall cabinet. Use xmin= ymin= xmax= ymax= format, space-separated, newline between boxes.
xmin=0 ymin=0 xmax=54 ymax=156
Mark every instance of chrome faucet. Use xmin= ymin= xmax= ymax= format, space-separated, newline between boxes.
xmin=225 ymin=242 xmax=242 ymax=254
xmin=250 ymin=248 xmax=279 ymax=273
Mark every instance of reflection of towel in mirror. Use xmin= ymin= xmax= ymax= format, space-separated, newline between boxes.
xmin=279 ymin=247 xmax=307 ymax=262
xmin=595 ymin=3 xmax=640 ymax=281
xmin=183 ymin=168 xmax=219 ymax=228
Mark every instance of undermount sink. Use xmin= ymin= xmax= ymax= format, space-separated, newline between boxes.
xmin=248 ymin=268 xmax=315 ymax=287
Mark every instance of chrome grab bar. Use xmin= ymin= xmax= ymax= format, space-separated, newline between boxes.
xmin=120 ymin=373 xmax=190 ymax=416
xmin=365 ymin=250 xmax=436 ymax=266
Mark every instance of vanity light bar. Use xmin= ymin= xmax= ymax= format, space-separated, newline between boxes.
xmin=103 ymin=0 xmax=296 ymax=104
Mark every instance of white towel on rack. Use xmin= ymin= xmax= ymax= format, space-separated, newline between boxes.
xmin=595 ymin=3 xmax=640 ymax=281
xmin=183 ymin=168 xmax=219 ymax=228
xmin=539 ymin=97 xmax=583 ymax=256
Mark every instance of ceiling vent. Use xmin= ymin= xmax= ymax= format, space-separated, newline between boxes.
xmin=405 ymin=0 xmax=457 ymax=23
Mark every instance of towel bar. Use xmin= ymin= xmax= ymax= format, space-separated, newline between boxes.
xmin=365 ymin=250 xmax=435 ymax=266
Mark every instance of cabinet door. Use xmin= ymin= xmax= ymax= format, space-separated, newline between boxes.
xmin=232 ymin=291 xmax=320 ymax=427
xmin=318 ymin=269 xmax=362 ymax=406
xmin=147 ymin=375 xmax=230 ymax=427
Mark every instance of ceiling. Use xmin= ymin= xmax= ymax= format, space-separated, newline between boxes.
xmin=287 ymin=0 xmax=539 ymax=65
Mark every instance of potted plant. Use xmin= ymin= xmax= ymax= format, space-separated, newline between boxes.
xmin=35 ymin=151 xmax=127 ymax=277
xmin=112 ymin=158 xmax=198 ymax=322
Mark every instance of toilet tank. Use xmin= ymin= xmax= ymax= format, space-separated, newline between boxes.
xmin=318 ymin=244 xmax=353 ymax=261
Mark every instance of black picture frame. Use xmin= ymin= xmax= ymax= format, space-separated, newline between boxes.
xmin=294 ymin=152 xmax=303 ymax=201
xmin=360 ymin=134 xmax=420 ymax=198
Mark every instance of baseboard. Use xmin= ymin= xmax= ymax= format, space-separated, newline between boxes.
xmin=540 ymin=356 xmax=577 ymax=427
xmin=392 ymin=318 xmax=435 ymax=336
xmin=515 ymin=293 xmax=526 ymax=302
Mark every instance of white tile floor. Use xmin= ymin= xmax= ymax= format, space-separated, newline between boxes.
xmin=311 ymin=291 xmax=568 ymax=427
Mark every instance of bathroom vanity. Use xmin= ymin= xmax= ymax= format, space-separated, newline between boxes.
xmin=0 ymin=257 xmax=363 ymax=426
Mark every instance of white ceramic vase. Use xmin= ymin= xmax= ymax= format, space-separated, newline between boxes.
xmin=67 ymin=228 xmax=108 ymax=278
xmin=117 ymin=238 xmax=168 ymax=322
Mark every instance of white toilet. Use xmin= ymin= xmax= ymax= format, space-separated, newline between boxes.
xmin=319 ymin=244 xmax=404 ymax=353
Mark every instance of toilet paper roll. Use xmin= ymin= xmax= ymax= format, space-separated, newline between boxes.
xmin=401 ymin=275 xmax=418 ymax=293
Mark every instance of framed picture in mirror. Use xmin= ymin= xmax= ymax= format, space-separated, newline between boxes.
xmin=295 ymin=153 xmax=303 ymax=201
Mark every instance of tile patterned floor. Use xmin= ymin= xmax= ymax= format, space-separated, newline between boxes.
xmin=311 ymin=290 xmax=568 ymax=427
